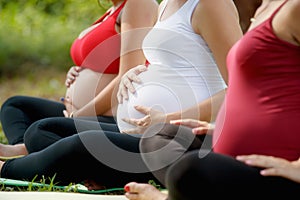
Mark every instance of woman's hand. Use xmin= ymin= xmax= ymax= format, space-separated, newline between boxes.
xmin=117 ymin=65 xmax=147 ymax=104
xmin=170 ymin=119 xmax=214 ymax=135
xmin=60 ymin=96 xmax=78 ymax=118
xmin=236 ymin=155 xmax=300 ymax=183
xmin=121 ymin=106 xmax=214 ymax=135
xmin=65 ymin=66 xmax=83 ymax=87
xmin=121 ymin=105 xmax=167 ymax=134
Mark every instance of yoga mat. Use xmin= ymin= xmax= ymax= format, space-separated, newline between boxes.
xmin=0 ymin=191 xmax=128 ymax=200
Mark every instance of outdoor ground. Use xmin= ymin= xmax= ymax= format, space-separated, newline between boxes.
xmin=0 ymin=66 xmax=66 ymax=143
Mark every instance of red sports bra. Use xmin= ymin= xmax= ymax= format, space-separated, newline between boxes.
xmin=70 ymin=1 xmax=126 ymax=74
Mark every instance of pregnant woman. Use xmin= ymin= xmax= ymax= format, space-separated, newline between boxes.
xmin=0 ymin=0 xmax=158 ymax=157
xmin=0 ymin=0 xmax=243 ymax=189
xmin=116 ymin=0 xmax=239 ymax=133
xmin=125 ymin=0 xmax=300 ymax=199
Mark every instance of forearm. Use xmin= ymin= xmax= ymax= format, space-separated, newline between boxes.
xmin=166 ymin=89 xmax=226 ymax=122
xmin=74 ymin=0 xmax=157 ymax=117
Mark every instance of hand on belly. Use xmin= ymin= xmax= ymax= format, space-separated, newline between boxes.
xmin=116 ymin=69 xmax=199 ymax=132
xmin=64 ymin=68 xmax=115 ymax=113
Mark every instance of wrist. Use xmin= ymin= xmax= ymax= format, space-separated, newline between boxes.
xmin=166 ymin=112 xmax=180 ymax=122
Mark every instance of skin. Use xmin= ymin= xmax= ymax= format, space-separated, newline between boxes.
xmin=236 ymin=155 xmax=300 ymax=183
xmin=123 ymin=119 xmax=211 ymax=200
xmin=118 ymin=0 xmax=242 ymax=134
xmin=0 ymin=1 xmax=159 ymax=191
xmin=236 ymin=0 xmax=300 ymax=184
xmin=72 ymin=0 xmax=158 ymax=117
xmin=233 ymin=0 xmax=262 ymax=33
xmin=0 ymin=0 xmax=158 ymax=158
xmin=117 ymin=0 xmax=263 ymax=134
xmin=124 ymin=0 xmax=300 ymax=199
xmin=0 ymin=144 xmax=27 ymax=158
xmin=125 ymin=182 xmax=168 ymax=200
xmin=125 ymin=155 xmax=300 ymax=199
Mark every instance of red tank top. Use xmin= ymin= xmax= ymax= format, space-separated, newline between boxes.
xmin=70 ymin=1 xmax=126 ymax=74
xmin=213 ymin=1 xmax=300 ymax=161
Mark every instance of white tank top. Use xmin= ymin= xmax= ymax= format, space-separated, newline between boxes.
xmin=117 ymin=0 xmax=227 ymax=131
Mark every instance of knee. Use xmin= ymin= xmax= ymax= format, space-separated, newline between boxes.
xmin=1 ymin=95 xmax=24 ymax=111
xmin=2 ymin=95 xmax=26 ymax=106
xmin=141 ymin=123 xmax=200 ymax=153
xmin=141 ymin=123 xmax=179 ymax=152
xmin=1 ymin=96 xmax=24 ymax=122
xmin=166 ymin=151 xmax=212 ymax=187
xmin=24 ymin=120 xmax=44 ymax=141
xmin=165 ymin=153 xmax=198 ymax=191
xmin=24 ymin=119 xmax=51 ymax=152
xmin=155 ymin=123 xmax=180 ymax=137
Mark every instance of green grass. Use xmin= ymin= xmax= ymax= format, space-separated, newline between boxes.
xmin=0 ymin=174 xmax=76 ymax=192
xmin=0 ymin=175 xmax=161 ymax=194
xmin=0 ymin=174 xmax=125 ymax=194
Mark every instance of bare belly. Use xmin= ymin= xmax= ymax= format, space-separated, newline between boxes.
xmin=65 ymin=68 xmax=116 ymax=115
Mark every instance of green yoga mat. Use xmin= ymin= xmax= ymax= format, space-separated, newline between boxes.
xmin=0 ymin=178 xmax=124 ymax=194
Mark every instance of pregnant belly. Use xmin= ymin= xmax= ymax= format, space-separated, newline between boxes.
xmin=65 ymin=68 xmax=116 ymax=112
xmin=117 ymin=68 xmax=200 ymax=131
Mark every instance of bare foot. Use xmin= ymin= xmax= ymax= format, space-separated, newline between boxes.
xmin=0 ymin=143 xmax=28 ymax=157
xmin=0 ymin=160 xmax=4 ymax=171
xmin=124 ymin=182 xmax=168 ymax=200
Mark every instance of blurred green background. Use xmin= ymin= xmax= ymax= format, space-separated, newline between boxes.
xmin=0 ymin=0 xmax=108 ymax=142
xmin=0 ymin=0 xmax=161 ymax=143
xmin=0 ymin=0 xmax=108 ymax=76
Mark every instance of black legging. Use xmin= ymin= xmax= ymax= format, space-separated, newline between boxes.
xmin=0 ymin=95 xmax=116 ymax=147
xmin=140 ymin=123 xmax=300 ymax=199
xmin=166 ymin=152 xmax=300 ymax=198
xmin=1 ymin=127 xmax=159 ymax=187
xmin=140 ymin=123 xmax=210 ymax=186
xmin=1 ymin=95 xmax=159 ymax=187
xmin=1 ymin=95 xmax=65 ymax=144
xmin=24 ymin=117 xmax=118 ymax=153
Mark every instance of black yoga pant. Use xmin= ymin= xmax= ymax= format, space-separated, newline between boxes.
xmin=0 ymin=95 xmax=116 ymax=147
xmin=166 ymin=151 xmax=300 ymax=199
xmin=0 ymin=95 xmax=65 ymax=144
xmin=140 ymin=123 xmax=209 ymax=186
xmin=1 ymin=130 xmax=159 ymax=187
xmin=140 ymin=123 xmax=300 ymax=199
xmin=0 ymin=95 xmax=154 ymax=187
xmin=24 ymin=117 xmax=118 ymax=153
